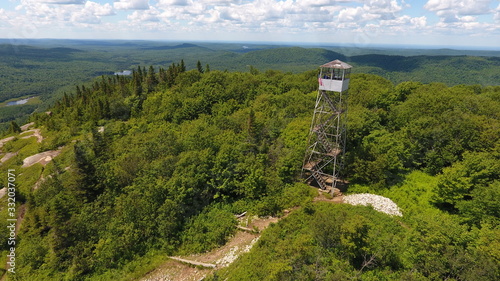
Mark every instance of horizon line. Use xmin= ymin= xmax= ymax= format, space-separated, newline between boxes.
xmin=1 ymin=37 xmax=499 ymax=52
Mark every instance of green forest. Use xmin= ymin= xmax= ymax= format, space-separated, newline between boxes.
xmin=0 ymin=56 xmax=499 ymax=280
xmin=1 ymin=40 xmax=499 ymax=133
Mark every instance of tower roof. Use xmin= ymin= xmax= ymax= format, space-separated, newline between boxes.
xmin=320 ymin=60 xmax=352 ymax=69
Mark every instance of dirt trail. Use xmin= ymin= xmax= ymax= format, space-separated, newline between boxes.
xmin=140 ymin=192 xmax=343 ymax=281
xmin=140 ymin=216 xmax=280 ymax=281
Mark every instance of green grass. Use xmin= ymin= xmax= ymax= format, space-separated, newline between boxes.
xmin=18 ymin=164 xmax=44 ymax=196
xmin=381 ymin=171 xmax=438 ymax=215
xmin=5 ymin=137 xmax=38 ymax=157
xmin=346 ymin=171 xmax=444 ymax=222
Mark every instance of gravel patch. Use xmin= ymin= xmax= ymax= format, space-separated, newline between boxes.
xmin=215 ymin=237 xmax=259 ymax=267
xmin=343 ymin=193 xmax=403 ymax=217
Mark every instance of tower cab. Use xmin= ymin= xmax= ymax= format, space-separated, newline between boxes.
xmin=318 ymin=60 xmax=352 ymax=92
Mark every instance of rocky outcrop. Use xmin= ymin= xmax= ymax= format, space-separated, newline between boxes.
xmin=343 ymin=193 xmax=403 ymax=217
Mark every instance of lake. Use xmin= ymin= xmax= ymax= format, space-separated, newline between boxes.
xmin=6 ymin=97 xmax=34 ymax=106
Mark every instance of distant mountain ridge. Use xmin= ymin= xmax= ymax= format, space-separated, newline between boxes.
xmin=0 ymin=44 xmax=82 ymax=58
xmin=0 ymin=40 xmax=499 ymax=131
xmin=142 ymin=43 xmax=210 ymax=51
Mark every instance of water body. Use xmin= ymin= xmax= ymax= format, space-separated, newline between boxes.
xmin=114 ymin=70 xmax=132 ymax=76
xmin=6 ymin=97 xmax=34 ymax=106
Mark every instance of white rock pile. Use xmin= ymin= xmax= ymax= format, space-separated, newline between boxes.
xmin=343 ymin=193 xmax=403 ymax=217
xmin=215 ymin=237 xmax=259 ymax=267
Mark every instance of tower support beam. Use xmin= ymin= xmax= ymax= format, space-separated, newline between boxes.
xmin=303 ymin=60 xmax=351 ymax=190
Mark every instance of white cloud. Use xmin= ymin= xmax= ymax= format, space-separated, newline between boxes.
xmin=337 ymin=0 xmax=403 ymax=25
xmin=85 ymin=1 xmax=115 ymax=16
xmin=366 ymin=0 xmax=403 ymax=18
xmin=3 ymin=0 xmax=498 ymax=47
xmin=128 ymin=7 xmax=160 ymax=22
xmin=36 ymin=0 xmax=85 ymax=4
xmin=338 ymin=6 xmax=365 ymax=22
xmin=114 ymin=0 xmax=150 ymax=10
xmin=149 ymin=0 xmax=424 ymax=37
xmin=424 ymin=0 xmax=499 ymax=33
xmin=299 ymin=0 xmax=356 ymax=8
xmin=201 ymin=0 xmax=240 ymax=5
xmin=495 ymin=4 xmax=500 ymax=22
xmin=13 ymin=0 xmax=115 ymax=27
xmin=157 ymin=0 xmax=190 ymax=6
xmin=0 ymin=9 xmax=9 ymax=27
xmin=69 ymin=1 xmax=115 ymax=23
xmin=424 ymin=0 xmax=493 ymax=17
xmin=380 ymin=15 xmax=427 ymax=28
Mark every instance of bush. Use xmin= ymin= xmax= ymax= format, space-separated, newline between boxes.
xmin=180 ymin=206 xmax=237 ymax=254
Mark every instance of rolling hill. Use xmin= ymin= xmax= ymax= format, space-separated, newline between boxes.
xmin=0 ymin=40 xmax=499 ymax=133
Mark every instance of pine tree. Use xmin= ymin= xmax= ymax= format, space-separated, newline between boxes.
xmin=8 ymin=121 xmax=21 ymax=134
xmin=197 ymin=60 xmax=204 ymax=73
xmin=76 ymin=85 xmax=82 ymax=98
xmin=147 ymin=65 xmax=158 ymax=92
xmin=180 ymin=59 xmax=186 ymax=72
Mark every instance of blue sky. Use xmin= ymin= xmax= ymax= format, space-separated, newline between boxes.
xmin=1 ymin=0 xmax=499 ymax=49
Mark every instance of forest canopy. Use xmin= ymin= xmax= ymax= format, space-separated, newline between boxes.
xmin=1 ymin=41 xmax=499 ymax=133
xmin=0 ymin=60 xmax=499 ymax=280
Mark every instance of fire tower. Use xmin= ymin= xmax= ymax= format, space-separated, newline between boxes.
xmin=303 ymin=60 xmax=352 ymax=190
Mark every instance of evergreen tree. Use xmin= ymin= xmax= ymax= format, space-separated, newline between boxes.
xmin=197 ymin=60 xmax=204 ymax=73
xmin=147 ymin=65 xmax=158 ymax=92
xmin=180 ymin=59 xmax=186 ymax=72
xmin=7 ymin=121 xmax=21 ymax=134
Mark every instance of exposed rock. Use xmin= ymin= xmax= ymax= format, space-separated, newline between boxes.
xmin=343 ymin=193 xmax=403 ymax=217
xmin=0 ymin=152 xmax=17 ymax=164
xmin=20 ymin=122 xmax=35 ymax=131
xmin=20 ymin=128 xmax=43 ymax=143
xmin=22 ymin=149 xmax=61 ymax=168
xmin=0 ymin=136 xmax=15 ymax=149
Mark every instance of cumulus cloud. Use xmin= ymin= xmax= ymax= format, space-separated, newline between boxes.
xmin=157 ymin=0 xmax=191 ymax=6
xmin=37 ymin=0 xmax=86 ymax=4
xmin=495 ymin=4 xmax=500 ymax=22
xmin=114 ymin=0 xmax=150 ymax=10
xmin=128 ymin=7 xmax=160 ymax=22
xmin=14 ymin=0 xmax=115 ymax=27
xmin=6 ymin=0 xmax=497 ymax=46
xmin=69 ymin=1 xmax=115 ymax=24
xmin=0 ymin=9 xmax=8 ymax=26
xmin=424 ymin=0 xmax=498 ymax=33
xmin=201 ymin=0 xmax=240 ymax=5
xmin=425 ymin=0 xmax=493 ymax=19
xmin=85 ymin=1 xmax=115 ymax=16
xmin=379 ymin=15 xmax=427 ymax=30
xmin=150 ymin=0 xmax=427 ymax=36
xmin=337 ymin=0 xmax=403 ymax=25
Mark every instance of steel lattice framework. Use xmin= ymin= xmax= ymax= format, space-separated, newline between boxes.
xmin=303 ymin=60 xmax=352 ymax=190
